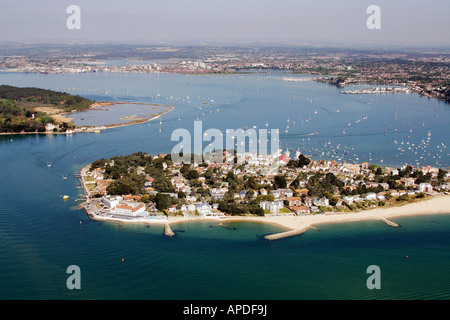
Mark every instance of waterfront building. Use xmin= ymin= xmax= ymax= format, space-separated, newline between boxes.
xmin=114 ymin=201 xmax=146 ymax=216
xmin=101 ymin=195 xmax=121 ymax=208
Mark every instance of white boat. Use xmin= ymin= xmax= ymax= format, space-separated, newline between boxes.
xmin=47 ymin=162 xmax=52 ymax=167
xmin=63 ymin=195 xmax=69 ymax=200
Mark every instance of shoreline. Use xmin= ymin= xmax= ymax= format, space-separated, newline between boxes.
xmin=0 ymin=101 xmax=175 ymax=136
xmin=79 ymin=193 xmax=450 ymax=239
xmin=166 ymin=194 xmax=450 ymax=231
xmin=164 ymin=195 xmax=450 ymax=240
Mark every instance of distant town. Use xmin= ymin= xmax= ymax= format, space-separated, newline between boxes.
xmin=1 ymin=44 xmax=449 ymax=102
xmin=78 ymin=149 xmax=450 ymax=223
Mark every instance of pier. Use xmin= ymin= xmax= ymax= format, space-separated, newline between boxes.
xmin=264 ymin=224 xmax=312 ymax=241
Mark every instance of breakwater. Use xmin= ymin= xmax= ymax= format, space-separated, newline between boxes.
xmin=264 ymin=224 xmax=312 ymax=241
xmin=164 ymin=223 xmax=175 ymax=237
xmin=381 ymin=218 xmax=401 ymax=227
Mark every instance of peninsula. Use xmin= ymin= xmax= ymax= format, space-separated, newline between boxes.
xmin=0 ymin=85 xmax=174 ymax=134
xmin=77 ymin=150 xmax=450 ymax=239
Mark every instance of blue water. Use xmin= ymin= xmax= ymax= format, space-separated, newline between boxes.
xmin=0 ymin=71 xmax=449 ymax=299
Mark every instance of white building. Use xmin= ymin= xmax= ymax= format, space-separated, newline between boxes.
xmin=418 ymin=183 xmax=433 ymax=193
xmin=114 ymin=201 xmax=146 ymax=216
xmin=101 ymin=195 xmax=122 ymax=208
xmin=365 ymin=192 xmax=377 ymax=201
xmin=260 ymin=200 xmax=284 ymax=213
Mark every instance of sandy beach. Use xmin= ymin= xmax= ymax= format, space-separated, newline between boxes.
xmin=166 ymin=195 xmax=450 ymax=236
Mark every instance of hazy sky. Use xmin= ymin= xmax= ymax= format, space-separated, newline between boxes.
xmin=0 ymin=0 xmax=449 ymax=46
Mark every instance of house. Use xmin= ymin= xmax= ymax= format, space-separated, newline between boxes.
xmin=278 ymin=153 xmax=290 ymax=166
xmin=196 ymin=203 xmax=212 ymax=214
xmin=210 ymin=188 xmax=227 ymax=200
xmin=295 ymin=188 xmax=309 ymax=196
xmin=400 ymin=177 xmax=416 ymax=187
xmin=365 ymin=192 xmax=377 ymax=201
xmin=342 ymin=196 xmax=354 ymax=204
xmin=259 ymin=188 xmax=268 ymax=196
xmin=285 ymin=197 xmax=302 ymax=207
xmin=289 ymin=205 xmax=310 ymax=215
xmin=376 ymin=192 xmax=386 ymax=201
xmin=260 ymin=200 xmax=284 ymax=213
xmin=313 ymin=197 xmax=329 ymax=206
xmin=417 ymin=183 xmax=433 ymax=193
xmin=271 ymin=188 xmax=293 ymax=198
xmin=180 ymin=204 xmax=196 ymax=212
xmin=45 ymin=123 xmax=59 ymax=132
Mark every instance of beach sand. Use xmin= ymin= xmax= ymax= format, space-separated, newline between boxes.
xmin=166 ymin=195 xmax=450 ymax=238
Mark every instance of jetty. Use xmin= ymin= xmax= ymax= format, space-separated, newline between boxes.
xmin=164 ymin=223 xmax=175 ymax=237
xmin=210 ymin=222 xmax=236 ymax=230
xmin=264 ymin=224 xmax=312 ymax=241
xmin=381 ymin=218 xmax=400 ymax=228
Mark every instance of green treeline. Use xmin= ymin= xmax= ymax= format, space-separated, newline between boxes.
xmin=0 ymin=85 xmax=94 ymax=133
xmin=0 ymin=85 xmax=93 ymax=111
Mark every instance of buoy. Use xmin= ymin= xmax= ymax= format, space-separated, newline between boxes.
xmin=405 ymin=256 xmax=408 ymax=259
xmin=122 ymin=258 xmax=124 ymax=262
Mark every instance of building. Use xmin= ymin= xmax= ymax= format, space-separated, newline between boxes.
xmin=101 ymin=195 xmax=121 ymax=208
xmin=290 ymin=205 xmax=310 ymax=215
xmin=400 ymin=177 xmax=416 ymax=187
xmin=365 ymin=193 xmax=377 ymax=201
xmin=285 ymin=197 xmax=302 ymax=207
xmin=260 ymin=200 xmax=284 ymax=213
xmin=418 ymin=183 xmax=433 ymax=193
xmin=313 ymin=197 xmax=329 ymax=206
xmin=210 ymin=188 xmax=227 ymax=200
xmin=271 ymin=188 xmax=294 ymax=198
xmin=114 ymin=201 xmax=146 ymax=216
xmin=196 ymin=203 xmax=212 ymax=214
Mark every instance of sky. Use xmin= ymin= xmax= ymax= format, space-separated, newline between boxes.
xmin=0 ymin=0 xmax=449 ymax=47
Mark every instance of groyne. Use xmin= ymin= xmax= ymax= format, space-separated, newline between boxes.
xmin=381 ymin=218 xmax=400 ymax=228
xmin=164 ymin=223 xmax=175 ymax=237
xmin=264 ymin=224 xmax=312 ymax=241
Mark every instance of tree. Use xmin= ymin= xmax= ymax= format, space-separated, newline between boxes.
xmin=155 ymin=193 xmax=172 ymax=211
xmin=274 ymin=175 xmax=287 ymax=189
xmin=186 ymin=169 xmax=200 ymax=180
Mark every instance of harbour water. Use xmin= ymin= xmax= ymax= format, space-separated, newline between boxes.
xmin=0 ymin=71 xmax=449 ymax=299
